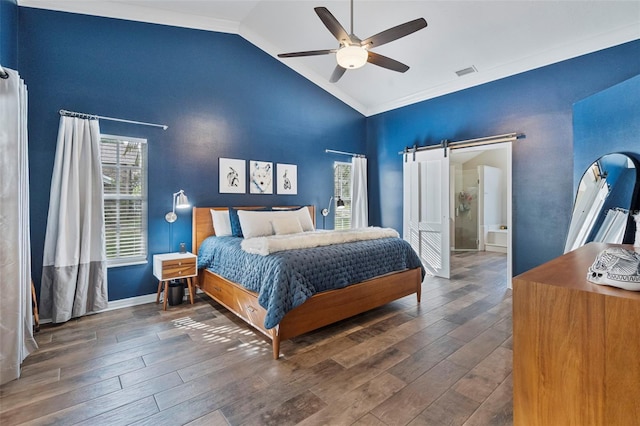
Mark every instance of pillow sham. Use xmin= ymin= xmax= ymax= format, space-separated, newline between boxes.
xmin=292 ymin=207 xmax=315 ymax=232
xmin=238 ymin=208 xmax=314 ymax=238
xmin=238 ymin=210 xmax=273 ymax=238
xmin=210 ymin=209 xmax=232 ymax=237
xmin=272 ymin=217 xmax=303 ymax=235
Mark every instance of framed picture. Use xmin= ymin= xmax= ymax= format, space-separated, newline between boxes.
xmin=277 ymin=163 xmax=297 ymax=195
xmin=249 ymin=160 xmax=273 ymax=194
xmin=219 ymin=158 xmax=246 ymax=194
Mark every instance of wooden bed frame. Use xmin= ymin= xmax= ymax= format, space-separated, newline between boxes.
xmin=192 ymin=206 xmax=423 ymax=359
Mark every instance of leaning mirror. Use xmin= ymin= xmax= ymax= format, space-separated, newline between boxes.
xmin=565 ymin=153 xmax=639 ymax=253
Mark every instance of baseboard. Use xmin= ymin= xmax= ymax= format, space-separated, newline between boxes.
xmin=102 ymin=293 xmax=158 ymax=312
xmin=38 ymin=288 xmax=205 ymax=325
xmin=38 ymin=293 xmax=157 ymax=324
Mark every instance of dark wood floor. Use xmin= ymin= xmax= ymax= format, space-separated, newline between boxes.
xmin=0 ymin=251 xmax=512 ymax=425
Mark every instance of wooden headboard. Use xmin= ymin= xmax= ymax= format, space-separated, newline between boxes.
xmin=192 ymin=206 xmax=316 ymax=255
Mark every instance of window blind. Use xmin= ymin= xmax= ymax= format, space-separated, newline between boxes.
xmin=334 ymin=162 xmax=352 ymax=230
xmin=100 ymin=135 xmax=148 ymax=266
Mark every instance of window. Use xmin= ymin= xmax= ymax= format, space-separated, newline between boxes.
xmin=100 ymin=134 xmax=148 ymax=266
xmin=334 ymin=161 xmax=352 ymax=230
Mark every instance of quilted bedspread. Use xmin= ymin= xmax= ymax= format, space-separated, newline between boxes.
xmin=197 ymin=235 xmax=424 ymax=329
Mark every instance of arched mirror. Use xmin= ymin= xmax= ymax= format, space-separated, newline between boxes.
xmin=565 ymin=153 xmax=639 ymax=253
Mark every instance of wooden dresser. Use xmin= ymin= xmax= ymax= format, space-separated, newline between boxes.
xmin=513 ymin=242 xmax=640 ymax=426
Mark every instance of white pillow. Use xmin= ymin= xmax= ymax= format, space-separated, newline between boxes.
xmin=210 ymin=209 xmax=232 ymax=237
xmin=236 ymin=210 xmax=272 ymax=238
xmin=292 ymin=207 xmax=315 ymax=232
xmin=238 ymin=208 xmax=315 ymax=238
xmin=272 ymin=217 xmax=303 ymax=235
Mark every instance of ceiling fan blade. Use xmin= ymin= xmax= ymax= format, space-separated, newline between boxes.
xmin=278 ymin=49 xmax=336 ymax=58
xmin=367 ymin=51 xmax=410 ymax=73
xmin=329 ymin=65 xmax=347 ymax=83
xmin=314 ymin=7 xmax=352 ymax=45
xmin=361 ymin=18 xmax=427 ymax=49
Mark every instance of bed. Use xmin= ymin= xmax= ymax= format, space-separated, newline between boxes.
xmin=192 ymin=205 xmax=424 ymax=359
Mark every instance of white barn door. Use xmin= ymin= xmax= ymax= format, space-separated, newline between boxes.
xmin=403 ymin=149 xmax=450 ymax=278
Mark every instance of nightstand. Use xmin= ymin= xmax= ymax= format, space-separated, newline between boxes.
xmin=153 ymin=252 xmax=197 ymax=310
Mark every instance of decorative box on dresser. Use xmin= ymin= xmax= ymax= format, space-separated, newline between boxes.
xmin=513 ymin=242 xmax=640 ymax=426
xmin=153 ymin=252 xmax=197 ymax=310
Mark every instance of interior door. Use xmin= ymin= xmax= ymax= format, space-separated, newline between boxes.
xmin=403 ymin=148 xmax=450 ymax=278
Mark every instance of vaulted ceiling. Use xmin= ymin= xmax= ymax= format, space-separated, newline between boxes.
xmin=19 ymin=1 xmax=640 ymax=116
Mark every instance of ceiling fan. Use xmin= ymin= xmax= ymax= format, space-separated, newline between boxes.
xmin=277 ymin=0 xmax=427 ymax=83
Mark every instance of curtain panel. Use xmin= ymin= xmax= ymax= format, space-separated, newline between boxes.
xmin=351 ymin=156 xmax=369 ymax=228
xmin=0 ymin=68 xmax=38 ymax=385
xmin=40 ymin=117 xmax=108 ymax=323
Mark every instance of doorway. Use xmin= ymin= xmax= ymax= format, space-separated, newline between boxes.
xmin=450 ymin=149 xmax=508 ymax=253
xmin=403 ymin=142 xmax=513 ymax=287
xmin=450 ymin=144 xmax=511 ymax=287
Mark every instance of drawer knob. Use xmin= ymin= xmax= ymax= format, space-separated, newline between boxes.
xmin=247 ymin=306 xmax=256 ymax=313
xmin=178 ymin=261 xmax=182 ymax=265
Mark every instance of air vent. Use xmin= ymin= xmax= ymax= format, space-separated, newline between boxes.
xmin=455 ymin=66 xmax=477 ymax=77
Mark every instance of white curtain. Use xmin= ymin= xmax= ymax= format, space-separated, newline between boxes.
xmin=0 ymin=68 xmax=38 ymax=385
xmin=351 ymin=156 xmax=369 ymax=228
xmin=40 ymin=116 xmax=108 ymax=323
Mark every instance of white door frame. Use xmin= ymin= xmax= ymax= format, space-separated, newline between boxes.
xmin=404 ymin=142 xmax=513 ymax=288
xmin=451 ymin=143 xmax=513 ymax=288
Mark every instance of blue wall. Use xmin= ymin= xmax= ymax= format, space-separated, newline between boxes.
xmin=367 ymin=40 xmax=640 ymax=275
xmin=574 ymin=74 xmax=640 ymax=243
xmin=19 ymin=8 xmax=365 ymax=301
xmin=0 ymin=0 xmax=18 ymax=68
xmin=573 ymin=74 xmax=640 ymax=186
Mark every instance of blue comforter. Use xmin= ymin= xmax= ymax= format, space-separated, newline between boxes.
xmin=197 ymin=235 xmax=424 ymax=329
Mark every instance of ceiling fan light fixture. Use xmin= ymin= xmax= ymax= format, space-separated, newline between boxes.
xmin=278 ymin=2 xmax=426 ymax=82
xmin=336 ymin=45 xmax=368 ymax=69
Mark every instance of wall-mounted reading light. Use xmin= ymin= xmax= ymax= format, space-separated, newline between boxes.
xmin=165 ymin=189 xmax=190 ymax=223
xmin=321 ymin=196 xmax=346 ymax=229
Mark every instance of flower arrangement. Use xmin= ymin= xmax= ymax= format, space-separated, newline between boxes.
xmin=458 ymin=191 xmax=473 ymax=213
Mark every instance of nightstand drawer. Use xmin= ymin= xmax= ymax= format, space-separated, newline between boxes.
xmin=162 ymin=259 xmax=196 ymax=279
xmin=153 ymin=253 xmax=198 ymax=281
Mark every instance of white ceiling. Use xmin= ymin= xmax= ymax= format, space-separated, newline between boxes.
xmin=19 ymin=1 xmax=640 ymax=116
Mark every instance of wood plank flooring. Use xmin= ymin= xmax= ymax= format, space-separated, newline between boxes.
xmin=0 ymin=251 xmax=512 ymax=425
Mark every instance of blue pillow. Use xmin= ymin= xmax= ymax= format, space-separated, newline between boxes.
xmin=228 ymin=207 xmax=243 ymax=237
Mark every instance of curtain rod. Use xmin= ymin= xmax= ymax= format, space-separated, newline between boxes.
xmin=398 ymin=132 xmax=522 ymax=155
xmin=0 ymin=64 xmax=9 ymax=79
xmin=59 ymin=109 xmax=168 ymax=130
xmin=325 ymin=149 xmax=366 ymax=158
